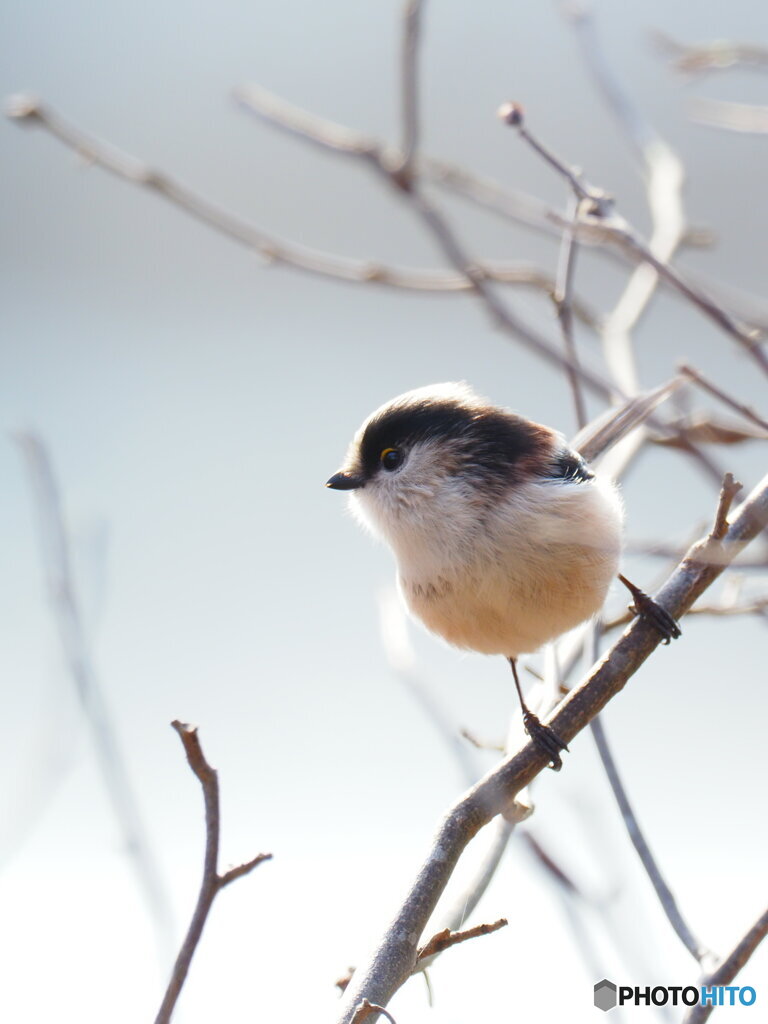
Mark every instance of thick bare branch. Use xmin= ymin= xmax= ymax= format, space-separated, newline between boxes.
xmin=683 ymin=907 xmax=768 ymax=1024
xmin=336 ymin=473 xmax=768 ymax=1021
xmin=154 ymin=722 xmax=271 ymax=1024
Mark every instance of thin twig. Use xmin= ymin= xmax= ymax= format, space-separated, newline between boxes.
xmin=683 ymin=906 xmax=768 ymax=1024
xmin=567 ymin=7 xmax=686 ymax=396
xmin=154 ymin=722 xmax=271 ymax=1024
xmin=16 ymin=433 xmax=175 ymax=961
xmin=498 ymin=101 xmax=608 ymax=208
xmin=349 ymin=1001 xmax=399 ymax=1024
xmin=523 ymin=833 xmax=580 ymax=895
xmin=679 ymin=364 xmax=768 ymax=434
xmin=604 ymin=596 xmax=768 ymax=632
xmin=415 ymin=918 xmax=508 ymax=963
xmin=497 ymin=99 xmax=767 ymax=374
xmin=710 ymin=473 xmax=743 ymax=541
xmin=4 ymin=94 xmax=602 ymax=328
xmin=590 ymin=715 xmax=710 ymax=964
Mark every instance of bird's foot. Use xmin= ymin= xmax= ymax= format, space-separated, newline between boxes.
xmin=619 ymin=574 xmax=681 ymax=644
xmin=522 ymin=710 xmax=568 ymax=772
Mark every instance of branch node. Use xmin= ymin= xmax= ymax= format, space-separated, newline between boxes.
xmin=710 ymin=473 xmax=743 ymax=540
xmin=415 ymin=917 xmax=508 ymax=963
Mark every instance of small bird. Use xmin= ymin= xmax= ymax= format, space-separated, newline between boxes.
xmin=327 ymin=382 xmax=678 ymax=769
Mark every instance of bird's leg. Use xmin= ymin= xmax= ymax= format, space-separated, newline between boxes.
xmin=618 ymin=573 xmax=681 ymax=644
xmin=508 ymin=657 xmax=568 ymax=772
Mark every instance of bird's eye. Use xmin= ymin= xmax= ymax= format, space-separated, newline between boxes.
xmin=380 ymin=447 xmax=403 ymax=471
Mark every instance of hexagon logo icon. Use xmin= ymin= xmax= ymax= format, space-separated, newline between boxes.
xmin=594 ymin=979 xmax=617 ymax=1012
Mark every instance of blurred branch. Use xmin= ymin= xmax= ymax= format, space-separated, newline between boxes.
xmin=653 ymin=32 xmax=768 ymax=75
xmin=679 ymin=364 xmax=768 ymax=433
xmin=498 ymin=101 xmax=767 ymax=375
xmin=567 ymin=5 xmax=686 ymax=396
xmin=154 ymin=722 xmax=271 ymax=1024
xmin=683 ymin=906 xmax=768 ymax=1024
xmin=16 ymin=432 xmax=175 ymax=960
xmin=590 ymin=715 xmax=710 ymax=964
xmin=554 ymin=196 xmax=589 ymax=428
xmin=397 ymin=0 xmax=425 ymax=181
xmin=337 ymin=472 xmax=768 ymax=1021
xmin=690 ymin=97 xmax=768 ymax=135
xmin=2 ymin=94 xmax=586 ymax=306
xmin=236 ymin=86 xmax=617 ymax=400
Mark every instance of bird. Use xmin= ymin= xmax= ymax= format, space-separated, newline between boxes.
xmin=326 ymin=382 xmax=679 ymax=769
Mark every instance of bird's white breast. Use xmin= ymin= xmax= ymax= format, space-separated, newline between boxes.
xmin=352 ymin=468 xmax=622 ymax=658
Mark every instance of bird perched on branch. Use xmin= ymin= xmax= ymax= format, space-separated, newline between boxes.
xmin=327 ymin=382 xmax=679 ymax=769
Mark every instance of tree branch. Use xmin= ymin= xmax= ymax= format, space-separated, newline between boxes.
xmin=336 ymin=472 xmax=768 ymax=1021
xmin=16 ymin=432 xmax=175 ymax=959
xmin=590 ymin=715 xmax=710 ymax=964
xmin=415 ymin=918 xmax=508 ymax=963
xmin=679 ymin=364 xmax=768 ymax=434
xmin=683 ymin=906 xmax=768 ymax=1024
xmin=154 ymin=722 xmax=271 ymax=1024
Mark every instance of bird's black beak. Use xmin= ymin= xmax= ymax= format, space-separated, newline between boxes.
xmin=326 ymin=471 xmax=364 ymax=490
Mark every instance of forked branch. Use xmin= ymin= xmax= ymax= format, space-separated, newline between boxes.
xmin=154 ymin=722 xmax=272 ymax=1024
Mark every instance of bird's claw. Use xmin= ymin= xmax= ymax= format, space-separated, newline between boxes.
xmin=522 ymin=710 xmax=568 ymax=772
xmin=619 ymin=574 xmax=681 ymax=644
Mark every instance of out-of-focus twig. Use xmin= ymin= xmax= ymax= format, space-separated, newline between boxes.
xmin=691 ymin=97 xmax=768 ymax=135
xmin=234 ymin=94 xmax=619 ymax=402
xmin=679 ymin=364 xmax=768 ymax=434
xmin=590 ymin=715 xmax=711 ymax=965
xmin=337 ymin=473 xmax=768 ymax=1022
xmin=154 ymin=722 xmax=271 ymax=1024
xmin=567 ymin=6 xmax=686 ymax=397
xmin=498 ymin=100 xmax=767 ymax=375
xmin=397 ymin=0 xmax=425 ymax=182
xmin=653 ymin=32 xmax=768 ymax=75
xmin=711 ymin=473 xmax=743 ymax=540
xmin=3 ymin=94 xmax=583 ymax=304
xmin=16 ymin=432 xmax=175 ymax=961
xmin=554 ymin=196 xmax=588 ymax=429
xmin=683 ymin=906 xmax=768 ymax=1024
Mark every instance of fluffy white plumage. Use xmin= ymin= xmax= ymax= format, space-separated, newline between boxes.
xmin=331 ymin=383 xmax=623 ymax=659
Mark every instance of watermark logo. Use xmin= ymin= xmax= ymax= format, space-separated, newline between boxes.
xmin=594 ymin=980 xmax=757 ymax=1012
xmin=594 ymin=980 xmax=617 ymax=1012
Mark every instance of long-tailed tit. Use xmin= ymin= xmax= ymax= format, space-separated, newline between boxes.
xmin=327 ymin=382 xmax=680 ymax=769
